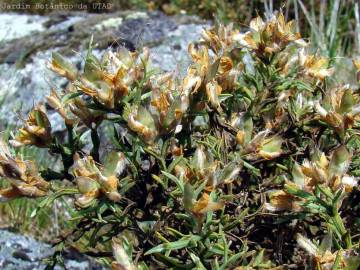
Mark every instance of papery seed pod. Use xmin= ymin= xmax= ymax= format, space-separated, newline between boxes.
xmin=339 ymin=89 xmax=354 ymax=114
xmin=191 ymin=192 xmax=224 ymax=217
xmin=0 ymin=139 xmax=49 ymax=200
xmin=46 ymin=90 xmax=79 ymax=126
xmin=111 ymin=238 xmax=137 ymax=270
xmin=113 ymin=67 xmax=130 ymax=96
xmin=266 ymin=188 xmax=302 ymax=212
xmin=99 ymin=175 xmax=121 ymax=202
xmin=70 ymin=153 xmax=122 ymax=207
xmin=48 ymin=52 xmax=78 ymax=81
xmin=241 ymin=13 xmax=302 ymax=59
xmin=70 ymin=98 xmax=103 ymax=128
xmin=351 ymin=103 xmax=360 ymax=115
xmin=127 ymin=106 xmax=157 ymax=143
xmin=340 ymin=175 xmax=358 ymax=192
xmin=103 ymin=152 xmax=127 ymax=177
xmin=292 ymin=162 xmax=306 ymax=189
xmin=10 ymin=104 xmax=52 ymax=148
xmin=236 ymin=130 xmax=245 ymax=146
xmin=151 ymin=92 xmax=170 ymax=119
xmin=218 ymin=56 xmax=233 ymax=75
xmin=0 ymin=138 xmax=12 ymax=161
xmin=328 ymin=146 xmax=351 ymax=179
xmin=205 ymin=80 xmax=222 ymax=108
xmin=6 ymin=182 xmax=47 ymax=198
xmin=215 ymin=162 xmax=241 ymax=186
xmin=76 ymin=176 xmax=99 ymax=195
xmin=201 ymin=29 xmax=221 ymax=53
xmin=296 ymin=234 xmax=356 ymax=270
xmin=76 ymin=194 xmax=97 ymax=208
xmin=257 ymin=135 xmax=283 ymax=160
xmin=75 ymin=54 xmax=135 ymax=109
xmin=182 ymin=70 xmax=202 ymax=95
xmin=46 ymin=90 xmax=63 ymax=111
xmin=296 ymin=234 xmax=318 ymax=257
xmin=70 ymin=153 xmax=97 ymax=178
xmin=188 ymin=44 xmax=210 ymax=79
xmin=302 ymin=54 xmax=334 ymax=80
xmin=192 ymin=147 xmax=212 ymax=174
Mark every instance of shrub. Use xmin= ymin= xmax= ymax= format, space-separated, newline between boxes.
xmin=1 ymin=11 xmax=360 ymax=269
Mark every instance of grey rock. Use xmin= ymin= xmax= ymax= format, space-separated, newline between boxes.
xmin=0 ymin=230 xmax=105 ymax=270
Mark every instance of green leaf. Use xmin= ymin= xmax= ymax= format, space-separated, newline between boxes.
xmin=138 ymin=106 xmax=156 ymax=131
xmin=261 ymin=136 xmax=283 ymax=154
xmin=144 ymin=235 xmax=201 ymax=255
xmin=339 ymin=89 xmax=354 ymax=114
xmin=161 ymin=171 xmax=184 ymax=193
xmin=285 ymin=183 xmax=314 ymax=200
xmin=61 ymin=91 xmax=82 ymax=104
xmin=167 ymin=156 xmax=184 ymax=174
xmin=243 ymin=160 xmax=260 ymax=176
xmin=183 ymin=182 xmax=195 ymax=211
xmin=137 ymin=221 xmax=157 ymax=234
xmin=189 ymin=253 xmax=207 ymax=270
xmin=34 ymin=110 xmax=46 ymax=128
xmin=243 ymin=113 xmax=253 ymax=144
xmin=219 ymin=93 xmax=233 ymax=103
xmin=103 ymin=151 xmax=124 ymax=177
xmin=52 ymin=52 xmax=77 ymax=79
xmin=219 ymin=245 xmax=248 ymax=270
xmin=331 ymin=249 xmax=342 ymax=270
xmin=253 ymin=249 xmax=265 ymax=267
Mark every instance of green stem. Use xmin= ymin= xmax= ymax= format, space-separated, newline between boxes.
xmin=332 ymin=212 xmax=352 ymax=248
xmin=40 ymin=168 xmax=65 ymax=181
xmin=144 ymin=147 xmax=166 ymax=170
xmin=66 ymin=124 xmax=74 ymax=148
xmin=91 ymin=128 xmax=100 ymax=162
xmin=50 ymin=142 xmax=73 ymax=180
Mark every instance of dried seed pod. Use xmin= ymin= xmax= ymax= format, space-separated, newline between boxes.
xmin=10 ymin=104 xmax=52 ymax=148
xmin=0 ymin=139 xmax=49 ymax=200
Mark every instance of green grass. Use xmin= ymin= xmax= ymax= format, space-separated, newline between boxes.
xmin=0 ymin=130 xmax=73 ymax=240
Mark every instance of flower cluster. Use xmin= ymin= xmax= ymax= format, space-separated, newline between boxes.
xmin=69 ymin=152 xmax=125 ymax=208
xmin=241 ymin=13 xmax=303 ymax=58
xmin=315 ymin=86 xmax=360 ymax=139
xmin=266 ymin=146 xmax=357 ymax=212
xmin=0 ymin=139 xmax=49 ymax=200
xmin=10 ymin=104 xmax=52 ymax=148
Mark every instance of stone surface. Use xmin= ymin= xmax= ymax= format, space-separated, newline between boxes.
xmin=0 ymin=11 xmax=208 ymax=129
xmin=0 ymin=13 xmax=48 ymax=42
xmin=0 ymin=230 xmax=104 ymax=270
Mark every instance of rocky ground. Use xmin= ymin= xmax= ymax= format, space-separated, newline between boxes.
xmin=0 ymin=229 xmax=104 ymax=270
xmin=0 ymin=10 xmax=208 ymax=129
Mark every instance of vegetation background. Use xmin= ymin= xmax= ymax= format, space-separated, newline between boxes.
xmin=0 ymin=0 xmax=359 ymax=269
xmin=1 ymin=0 xmax=359 ymax=245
